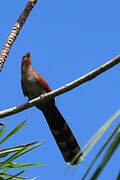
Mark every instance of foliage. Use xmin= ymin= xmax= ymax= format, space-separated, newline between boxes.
xmin=0 ymin=121 xmax=43 ymax=179
xmin=82 ymin=110 xmax=120 ymax=179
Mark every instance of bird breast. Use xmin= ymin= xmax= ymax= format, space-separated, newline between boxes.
xmin=22 ymin=73 xmax=46 ymax=100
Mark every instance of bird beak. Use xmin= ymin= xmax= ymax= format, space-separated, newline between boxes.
xmin=25 ymin=52 xmax=30 ymax=57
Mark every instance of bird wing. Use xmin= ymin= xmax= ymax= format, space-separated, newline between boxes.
xmin=21 ymin=79 xmax=27 ymax=97
xmin=35 ymin=71 xmax=52 ymax=93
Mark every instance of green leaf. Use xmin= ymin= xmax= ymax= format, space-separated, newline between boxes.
xmin=90 ymin=127 xmax=120 ymax=180
xmin=18 ymin=142 xmax=44 ymax=157
xmin=7 ymin=163 xmax=43 ymax=168
xmin=6 ymin=169 xmax=26 ymax=180
xmin=0 ymin=122 xmax=43 ymax=179
xmin=0 ymin=163 xmax=42 ymax=170
xmin=0 ymin=142 xmax=43 ymax=168
xmin=0 ymin=141 xmax=39 ymax=158
xmin=81 ymin=123 xmax=120 ymax=180
xmin=0 ymin=121 xmax=27 ymax=145
xmin=68 ymin=109 xmax=120 ymax=167
xmin=83 ymin=110 xmax=120 ymax=155
xmin=116 ymin=171 xmax=120 ymax=180
xmin=0 ymin=172 xmax=26 ymax=179
xmin=30 ymin=177 xmax=40 ymax=180
xmin=0 ymin=146 xmax=29 ymax=168
xmin=0 ymin=124 xmax=7 ymax=137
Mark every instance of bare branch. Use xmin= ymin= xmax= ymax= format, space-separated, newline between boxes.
xmin=0 ymin=55 xmax=120 ymax=119
xmin=0 ymin=122 xmax=4 ymax=126
xmin=0 ymin=0 xmax=37 ymax=71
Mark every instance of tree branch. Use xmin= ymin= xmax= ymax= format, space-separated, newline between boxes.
xmin=0 ymin=55 xmax=120 ymax=119
xmin=0 ymin=0 xmax=37 ymax=71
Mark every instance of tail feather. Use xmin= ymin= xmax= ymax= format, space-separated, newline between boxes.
xmin=37 ymin=104 xmax=82 ymax=165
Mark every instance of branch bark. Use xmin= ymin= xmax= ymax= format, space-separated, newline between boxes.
xmin=0 ymin=0 xmax=37 ymax=71
xmin=0 ymin=55 xmax=120 ymax=119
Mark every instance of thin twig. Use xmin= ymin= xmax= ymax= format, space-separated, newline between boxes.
xmin=0 ymin=122 xmax=4 ymax=126
xmin=0 ymin=55 xmax=120 ymax=119
xmin=0 ymin=0 xmax=37 ymax=71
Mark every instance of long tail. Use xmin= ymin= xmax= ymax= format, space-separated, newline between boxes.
xmin=37 ymin=104 xmax=82 ymax=165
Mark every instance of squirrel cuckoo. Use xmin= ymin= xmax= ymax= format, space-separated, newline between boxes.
xmin=21 ymin=52 xmax=82 ymax=165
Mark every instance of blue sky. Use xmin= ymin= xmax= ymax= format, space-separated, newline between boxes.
xmin=0 ymin=0 xmax=120 ymax=179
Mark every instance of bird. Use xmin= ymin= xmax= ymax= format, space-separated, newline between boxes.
xmin=21 ymin=52 xmax=83 ymax=165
